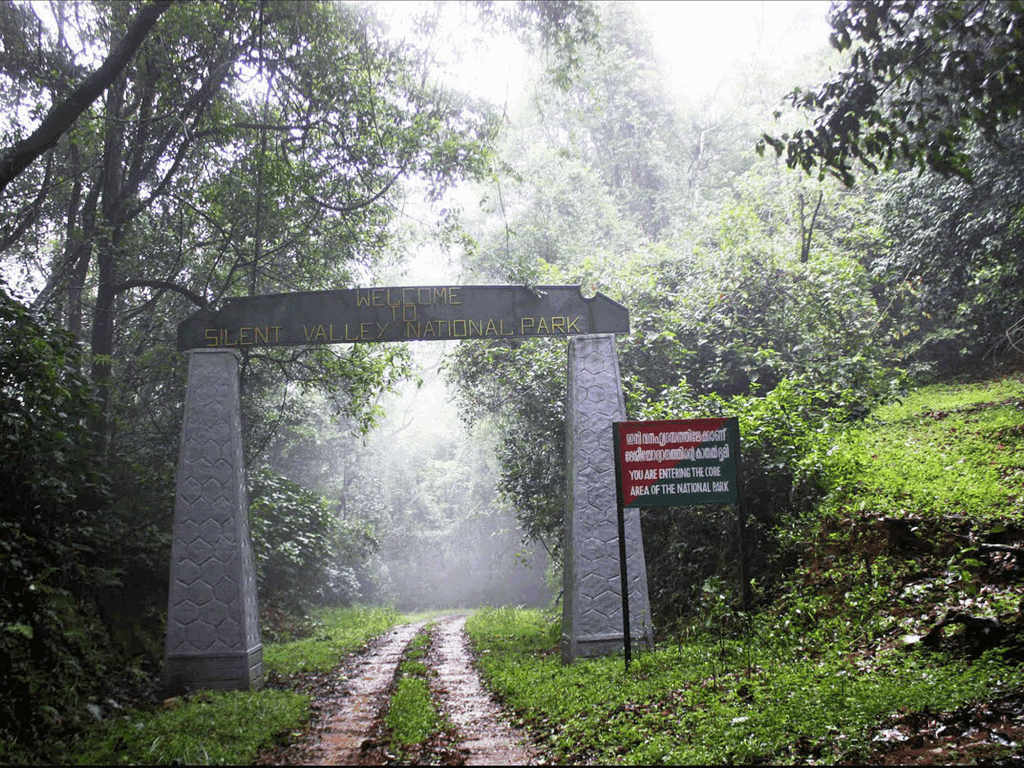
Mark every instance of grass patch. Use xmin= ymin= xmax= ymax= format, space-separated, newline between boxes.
xmin=76 ymin=604 xmax=402 ymax=765
xmin=821 ymin=376 xmax=1024 ymax=524
xmin=383 ymin=625 xmax=446 ymax=754
xmin=467 ymin=607 xmax=1015 ymax=764
xmin=75 ymin=689 xmax=308 ymax=766
xmin=263 ymin=604 xmax=401 ymax=676
xmin=386 ymin=677 xmax=438 ymax=746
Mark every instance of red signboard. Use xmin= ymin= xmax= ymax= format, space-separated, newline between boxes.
xmin=613 ymin=418 xmax=739 ymax=508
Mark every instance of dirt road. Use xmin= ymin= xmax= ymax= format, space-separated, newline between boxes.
xmin=256 ymin=614 xmax=540 ymax=765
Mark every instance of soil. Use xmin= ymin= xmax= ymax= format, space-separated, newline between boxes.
xmin=255 ymin=614 xmax=542 ymax=766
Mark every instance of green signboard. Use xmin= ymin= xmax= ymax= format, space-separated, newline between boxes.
xmin=177 ymin=285 xmax=630 ymax=351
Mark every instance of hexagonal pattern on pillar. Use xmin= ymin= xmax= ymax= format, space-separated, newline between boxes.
xmin=562 ymin=335 xmax=653 ymax=663
xmin=164 ymin=350 xmax=262 ymax=691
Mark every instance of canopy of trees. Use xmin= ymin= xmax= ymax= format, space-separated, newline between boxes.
xmin=760 ymin=0 xmax=1024 ymax=184
xmin=2 ymin=0 xmax=1024 ymax=761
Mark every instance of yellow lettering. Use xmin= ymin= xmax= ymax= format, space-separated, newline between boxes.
xmin=302 ymin=324 xmax=315 ymax=342
xmin=376 ymin=322 xmax=389 ymax=339
xmin=371 ymin=288 xmax=385 ymax=307
xmin=468 ymin=319 xmax=483 ymax=336
xmin=254 ymin=326 xmax=269 ymax=344
xmin=387 ymin=288 xmax=402 ymax=307
xmin=452 ymin=319 xmax=467 ymax=337
xmin=484 ymin=319 xmax=499 ymax=336
xmin=567 ymin=316 xmax=581 ymax=333
xmin=329 ymin=325 xmax=344 ymax=341
xmin=500 ymin=319 xmax=513 ymax=336
xmin=449 ymin=286 xmax=462 ymax=305
xmin=418 ymin=288 xmax=433 ymax=305
xmin=537 ymin=316 xmax=549 ymax=334
xmin=344 ymin=324 xmax=359 ymax=341
xmin=551 ymin=316 xmax=565 ymax=334
xmin=205 ymin=329 xmax=219 ymax=347
xmin=356 ymin=289 xmax=371 ymax=307
xmin=402 ymin=304 xmax=416 ymax=322
xmin=521 ymin=317 xmax=535 ymax=335
xmin=360 ymin=322 xmax=374 ymax=339
xmin=313 ymin=325 xmax=327 ymax=342
xmin=272 ymin=326 xmax=283 ymax=343
xmin=405 ymin=321 xmax=418 ymax=338
xmin=221 ymin=328 xmax=238 ymax=346
xmin=239 ymin=327 xmax=253 ymax=346
xmin=433 ymin=287 xmax=449 ymax=304
xmin=403 ymin=288 xmax=416 ymax=306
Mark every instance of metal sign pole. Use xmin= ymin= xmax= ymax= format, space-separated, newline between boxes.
xmin=612 ymin=426 xmax=632 ymax=672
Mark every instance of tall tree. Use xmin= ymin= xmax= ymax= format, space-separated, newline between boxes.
xmin=759 ymin=0 xmax=1024 ymax=184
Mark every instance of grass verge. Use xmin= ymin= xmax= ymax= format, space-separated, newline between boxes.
xmin=466 ymin=606 xmax=1015 ymax=764
xmin=466 ymin=376 xmax=1024 ymax=765
xmin=76 ymin=604 xmax=401 ymax=765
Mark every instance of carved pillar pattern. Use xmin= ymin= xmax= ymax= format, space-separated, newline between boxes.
xmin=562 ymin=335 xmax=653 ymax=663
xmin=164 ymin=349 xmax=262 ymax=690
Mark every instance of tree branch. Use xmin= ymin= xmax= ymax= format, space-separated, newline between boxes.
xmin=0 ymin=0 xmax=173 ymax=197
xmin=112 ymin=278 xmax=209 ymax=310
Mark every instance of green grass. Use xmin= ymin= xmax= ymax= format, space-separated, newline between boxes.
xmin=386 ymin=677 xmax=439 ymax=746
xmin=822 ymin=375 xmax=1024 ymax=523
xmin=383 ymin=625 xmax=446 ymax=752
xmin=76 ymin=604 xmax=402 ymax=765
xmin=466 ymin=607 xmax=1014 ymax=765
xmin=75 ymin=689 xmax=308 ymax=766
xmin=263 ymin=603 xmax=402 ymax=675
xmin=465 ymin=375 xmax=1024 ymax=765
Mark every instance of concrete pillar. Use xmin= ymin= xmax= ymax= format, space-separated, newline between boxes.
xmin=164 ymin=349 xmax=263 ymax=691
xmin=562 ymin=334 xmax=653 ymax=663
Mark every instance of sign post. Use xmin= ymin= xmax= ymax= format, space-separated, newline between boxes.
xmin=613 ymin=417 xmax=742 ymax=670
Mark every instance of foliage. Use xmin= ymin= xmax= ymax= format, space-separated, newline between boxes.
xmin=759 ymin=0 xmax=1024 ymax=184
xmin=249 ymin=471 xmax=378 ymax=609
xmin=445 ymin=338 xmax=567 ymax=551
xmin=466 ymin=605 xmax=1017 ymax=765
xmin=0 ymin=284 xmax=118 ymax=760
xmin=872 ymin=131 xmax=1024 ymax=373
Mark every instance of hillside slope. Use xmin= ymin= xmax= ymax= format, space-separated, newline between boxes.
xmin=467 ymin=372 xmax=1024 ymax=765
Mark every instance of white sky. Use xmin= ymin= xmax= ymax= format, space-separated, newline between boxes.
xmin=378 ymin=1 xmax=833 ymax=105
xmin=640 ymin=1 xmax=832 ymax=97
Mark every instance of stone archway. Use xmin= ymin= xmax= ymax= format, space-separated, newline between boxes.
xmin=164 ymin=285 xmax=652 ymax=690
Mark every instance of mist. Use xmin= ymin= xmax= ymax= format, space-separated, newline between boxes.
xmin=260 ymin=339 xmax=551 ymax=613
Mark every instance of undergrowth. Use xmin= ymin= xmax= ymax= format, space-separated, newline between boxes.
xmin=467 ymin=374 xmax=1024 ymax=765
xmin=76 ymin=604 xmax=401 ymax=765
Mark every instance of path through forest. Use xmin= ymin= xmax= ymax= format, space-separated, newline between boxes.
xmin=256 ymin=614 xmax=540 ymax=765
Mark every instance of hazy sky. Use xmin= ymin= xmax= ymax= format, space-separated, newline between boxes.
xmin=640 ymin=1 xmax=832 ymax=97
xmin=394 ymin=1 xmax=833 ymax=105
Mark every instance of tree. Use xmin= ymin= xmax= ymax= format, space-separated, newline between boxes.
xmin=0 ymin=0 xmax=172 ymax=195
xmin=759 ymin=0 xmax=1024 ymax=185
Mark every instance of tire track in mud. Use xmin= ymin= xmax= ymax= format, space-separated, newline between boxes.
xmin=258 ymin=614 xmax=541 ymax=766
xmin=428 ymin=614 xmax=540 ymax=766
xmin=309 ymin=620 xmax=427 ymax=765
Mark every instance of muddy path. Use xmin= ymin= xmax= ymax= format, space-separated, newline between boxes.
xmin=256 ymin=614 xmax=541 ymax=766
xmin=427 ymin=614 xmax=539 ymax=766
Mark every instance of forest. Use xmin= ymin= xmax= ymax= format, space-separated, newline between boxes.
xmin=1 ymin=0 xmax=1023 ymax=762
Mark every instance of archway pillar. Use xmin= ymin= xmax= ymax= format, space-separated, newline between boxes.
xmin=562 ymin=334 xmax=653 ymax=663
xmin=164 ymin=348 xmax=263 ymax=691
